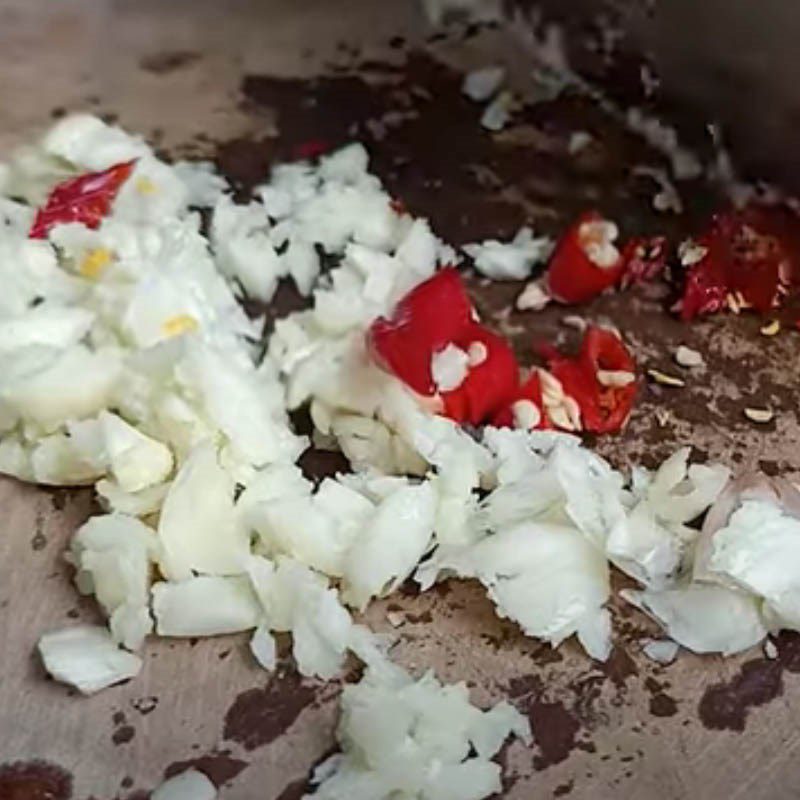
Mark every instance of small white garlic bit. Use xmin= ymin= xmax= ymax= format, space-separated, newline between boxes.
xmin=597 ymin=370 xmax=636 ymax=388
xmin=674 ymin=345 xmax=704 ymax=368
xmin=578 ymin=219 xmax=620 ymax=268
xmin=760 ymin=320 xmax=780 ymax=337
xmin=743 ymin=407 xmax=773 ymax=424
xmin=512 ymin=399 xmax=542 ymax=431
xmin=561 ymin=315 xmax=587 ymax=333
xmin=467 ymin=340 xmax=488 ymax=367
xmin=647 ymin=369 xmax=685 ymax=387
xmin=678 ymin=239 xmax=707 ymax=266
xmin=516 ymin=281 xmax=551 ymax=312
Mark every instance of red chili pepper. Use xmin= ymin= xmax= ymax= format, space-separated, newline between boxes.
xmin=292 ymin=139 xmax=330 ymax=160
xmin=619 ymin=236 xmax=668 ymax=289
xmin=491 ymin=371 xmax=547 ymax=429
xmin=368 ymin=270 xmax=519 ymax=426
xmin=678 ymin=232 xmax=727 ymax=319
xmin=29 ymin=160 xmax=136 ymax=239
xmin=545 ymin=211 xmax=624 ymax=304
xmin=679 ymin=205 xmax=800 ymax=320
xmin=543 ymin=326 xmax=636 ymax=434
xmin=441 ymin=325 xmax=519 ymax=426
xmin=368 ymin=270 xmax=636 ymax=433
xmin=367 ymin=268 xmax=474 ymax=395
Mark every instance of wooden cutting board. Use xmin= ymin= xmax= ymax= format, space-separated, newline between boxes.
xmin=3 ymin=2 xmax=800 ymax=798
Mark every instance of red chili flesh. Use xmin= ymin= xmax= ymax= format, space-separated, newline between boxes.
xmin=441 ymin=324 xmax=519 ymax=426
xmin=368 ymin=270 xmax=636 ymax=433
xmin=545 ymin=211 xmax=624 ymax=304
xmin=542 ymin=326 xmax=637 ymax=434
xmin=679 ymin=205 xmax=800 ymax=319
xmin=367 ymin=268 xmax=474 ymax=396
xmin=368 ymin=270 xmax=521 ymax=426
xmin=619 ymin=236 xmax=668 ymax=289
xmin=29 ymin=160 xmax=136 ymax=239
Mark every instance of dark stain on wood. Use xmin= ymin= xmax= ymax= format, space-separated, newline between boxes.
xmin=164 ymin=750 xmax=248 ymax=788
xmin=698 ymin=659 xmax=783 ymax=731
xmin=223 ymin=671 xmax=317 ymax=751
xmin=0 ymin=760 xmax=73 ymax=800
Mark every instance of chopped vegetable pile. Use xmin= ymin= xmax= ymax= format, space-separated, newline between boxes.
xmin=2 ymin=114 xmax=800 ymax=799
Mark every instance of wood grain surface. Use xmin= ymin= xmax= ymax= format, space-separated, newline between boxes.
xmin=2 ymin=2 xmax=800 ymax=798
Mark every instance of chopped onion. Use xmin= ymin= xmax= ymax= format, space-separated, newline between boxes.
xmin=463 ymin=227 xmax=553 ymax=281
xmin=622 ymin=583 xmax=766 ymax=655
xmin=642 ymin=638 xmax=679 ymax=665
xmin=152 ymin=769 xmax=216 ymax=800
xmin=157 ymin=441 xmax=247 ymax=580
xmin=309 ymin=664 xmax=529 ymax=799
xmin=38 ymin=625 xmax=142 ymax=694
xmin=152 ymin=576 xmax=261 ymax=637
xmin=99 ymin=410 xmax=173 ymax=493
xmin=69 ymin=513 xmax=158 ymax=649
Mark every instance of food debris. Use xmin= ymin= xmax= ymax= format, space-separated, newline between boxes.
xmin=678 ymin=239 xmax=709 ymax=267
xmin=462 ymin=65 xmax=505 ymax=102
xmin=726 ymin=291 xmax=748 ymax=314
xmin=674 ymin=345 xmax=704 ymax=368
xmin=516 ymin=280 xmax=551 ymax=311
xmin=480 ymin=90 xmax=514 ymax=132
xmin=632 ymin=165 xmax=683 ymax=214
xmin=625 ymin=107 xmax=702 ymax=180
xmin=568 ymin=130 xmax=592 ymax=154
xmin=464 ymin=227 xmax=553 ymax=281
xmin=743 ymin=407 xmax=774 ymax=424
xmin=386 ymin=611 xmax=405 ymax=628
xmin=655 ymin=407 xmax=673 ymax=427
xmin=764 ymin=639 xmax=778 ymax=660
xmin=596 ymin=369 xmax=636 ymax=388
xmin=640 ymin=63 xmax=660 ymax=96
xmin=561 ymin=314 xmax=587 ymax=332
xmin=760 ymin=319 xmax=781 ymax=336
xmin=642 ymin=638 xmax=679 ymax=665
xmin=511 ymin=398 xmax=542 ymax=430
xmin=647 ymin=369 xmax=686 ymax=387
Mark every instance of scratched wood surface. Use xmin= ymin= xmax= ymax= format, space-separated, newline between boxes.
xmin=2 ymin=2 xmax=800 ymax=798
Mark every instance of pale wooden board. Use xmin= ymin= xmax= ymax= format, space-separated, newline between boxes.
xmin=3 ymin=2 xmax=800 ymax=798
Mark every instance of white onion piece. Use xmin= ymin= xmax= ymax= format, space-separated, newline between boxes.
xmin=152 ymin=576 xmax=261 ymax=637
xmin=622 ymin=583 xmax=766 ymax=655
xmin=152 ymin=769 xmax=216 ymax=800
xmin=38 ymin=625 xmax=142 ymax=695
